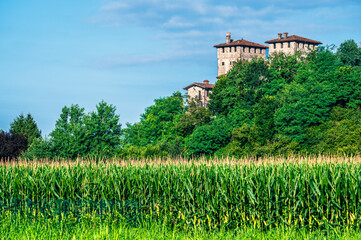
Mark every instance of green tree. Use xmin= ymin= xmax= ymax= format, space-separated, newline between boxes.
xmin=209 ymin=58 xmax=270 ymax=116
xmin=84 ymin=100 xmax=122 ymax=156
xmin=123 ymin=92 xmax=185 ymax=146
xmin=337 ymin=39 xmax=361 ymax=67
xmin=185 ymin=117 xmax=232 ymax=156
xmin=49 ymin=104 xmax=86 ymax=158
xmin=175 ymin=99 xmax=213 ymax=137
xmin=253 ymin=96 xmax=277 ymax=144
xmin=10 ymin=113 xmax=41 ymax=146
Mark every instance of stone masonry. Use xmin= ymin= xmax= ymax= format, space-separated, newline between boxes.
xmin=265 ymin=32 xmax=322 ymax=56
xmin=214 ymin=33 xmax=269 ymax=77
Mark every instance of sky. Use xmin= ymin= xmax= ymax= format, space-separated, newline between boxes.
xmin=0 ymin=0 xmax=360 ymax=136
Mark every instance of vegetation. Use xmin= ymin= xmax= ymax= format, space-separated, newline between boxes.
xmin=10 ymin=113 xmax=41 ymax=146
xmin=23 ymin=101 xmax=122 ymax=159
xmin=0 ymin=39 xmax=354 ymax=159
xmin=0 ymin=131 xmax=28 ymax=159
xmin=2 ymin=156 xmax=361 ymax=231
xmin=2 ymin=215 xmax=361 ymax=240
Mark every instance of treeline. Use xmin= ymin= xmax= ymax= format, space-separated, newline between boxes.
xmin=2 ymin=39 xmax=361 ymax=159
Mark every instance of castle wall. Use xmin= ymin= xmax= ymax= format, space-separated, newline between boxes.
xmin=217 ymin=46 xmax=267 ymax=76
xmin=268 ymin=41 xmax=318 ymax=56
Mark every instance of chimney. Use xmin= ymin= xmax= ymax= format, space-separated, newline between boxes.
xmin=203 ymin=80 xmax=210 ymax=85
xmin=226 ymin=32 xmax=231 ymax=44
xmin=278 ymin=33 xmax=282 ymax=39
xmin=284 ymin=32 xmax=288 ymax=39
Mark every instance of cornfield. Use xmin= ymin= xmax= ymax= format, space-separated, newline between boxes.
xmin=1 ymin=155 xmax=361 ymax=230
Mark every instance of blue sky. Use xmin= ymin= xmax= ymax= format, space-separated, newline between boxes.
xmin=1 ymin=0 xmax=360 ymax=136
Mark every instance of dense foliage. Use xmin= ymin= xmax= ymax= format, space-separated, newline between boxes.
xmin=117 ymin=40 xmax=361 ymax=158
xmin=0 ymin=131 xmax=28 ymax=159
xmin=23 ymin=101 xmax=122 ymax=159
xmin=6 ymin=39 xmax=360 ymax=159
xmin=9 ymin=113 xmax=41 ymax=146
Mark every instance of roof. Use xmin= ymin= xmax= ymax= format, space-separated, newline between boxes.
xmin=183 ymin=82 xmax=215 ymax=90
xmin=265 ymin=35 xmax=322 ymax=44
xmin=214 ymin=39 xmax=268 ymax=49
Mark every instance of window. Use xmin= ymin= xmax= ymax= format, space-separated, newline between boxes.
xmin=222 ymin=62 xmax=224 ymax=66
xmin=288 ymin=42 xmax=291 ymax=48
xmin=230 ymin=61 xmax=232 ymax=65
xmin=254 ymin=48 xmax=257 ymax=53
xmin=260 ymin=49 xmax=263 ymax=54
xmin=274 ymin=43 xmax=276 ymax=49
xmin=206 ymin=90 xmax=209 ymax=96
xmin=243 ymin=47 xmax=245 ymax=53
xmin=222 ymin=47 xmax=225 ymax=53
xmin=235 ymin=47 xmax=237 ymax=52
xmin=198 ymin=91 xmax=201 ymax=100
xmin=248 ymin=48 xmax=250 ymax=53
xmin=281 ymin=43 xmax=283 ymax=48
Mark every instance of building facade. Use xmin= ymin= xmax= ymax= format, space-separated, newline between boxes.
xmin=183 ymin=80 xmax=214 ymax=108
xmin=214 ymin=32 xmax=268 ymax=77
xmin=265 ymin=32 xmax=322 ymax=56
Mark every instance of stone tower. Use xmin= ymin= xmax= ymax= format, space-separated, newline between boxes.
xmin=214 ymin=32 xmax=268 ymax=77
xmin=265 ymin=32 xmax=322 ymax=56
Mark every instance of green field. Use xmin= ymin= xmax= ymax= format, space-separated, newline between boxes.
xmin=2 ymin=156 xmax=361 ymax=239
xmin=1 ymin=217 xmax=361 ymax=240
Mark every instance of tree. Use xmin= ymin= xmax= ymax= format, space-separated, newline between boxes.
xmin=253 ymin=96 xmax=277 ymax=144
xmin=337 ymin=39 xmax=361 ymax=67
xmin=49 ymin=104 xmax=86 ymax=158
xmin=209 ymin=58 xmax=270 ymax=116
xmin=123 ymin=92 xmax=185 ymax=146
xmin=10 ymin=113 xmax=41 ymax=146
xmin=185 ymin=117 xmax=232 ymax=156
xmin=175 ymin=99 xmax=213 ymax=137
xmin=0 ymin=131 xmax=28 ymax=159
xmin=84 ymin=100 xmax=122 ymax=156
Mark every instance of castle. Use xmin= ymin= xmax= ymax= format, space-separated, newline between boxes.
xmin=184 ymin=32 xmax=322 ymax=107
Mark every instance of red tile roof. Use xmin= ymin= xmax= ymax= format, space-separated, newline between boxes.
xmin=214 ymin=39 xmax=268 ymax=49
xmin=183 ymin=80 xmax=214 ymax=90
xmin=265 ymin=35 xmax=322 ymax=44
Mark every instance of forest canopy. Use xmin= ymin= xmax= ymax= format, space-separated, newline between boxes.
xmin=4 ymin=40 xmax=361 ymax=159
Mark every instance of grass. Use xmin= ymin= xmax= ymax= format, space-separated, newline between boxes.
xmin=1 ymin=216 xmax=361 ymax=240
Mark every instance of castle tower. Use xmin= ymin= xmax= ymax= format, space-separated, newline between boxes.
xmin=265 ymin=32 xmax=322 ymax=56
xmin=214 ymin=32 xmax=268 ymax=78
